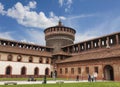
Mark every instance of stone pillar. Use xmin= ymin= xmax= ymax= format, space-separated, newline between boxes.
xmin=116 ymin=34 xmax=119 ymax=45
xmin=84 ymin=43 xmax=86 ymax=50
xmin=106 ymin=37 xmax=110 ymax=48
xmin=91 ymin=41 xmax=93 ymax=49
xmin=16 ymin=43 xmax=18 ymax=47
xmin=7 ymin=42 xmax=10 ymax=46
xmin=78 ymin=44 xmax=80 ymax=52
xmin=99 ymin=39 xmax=101 ymax=48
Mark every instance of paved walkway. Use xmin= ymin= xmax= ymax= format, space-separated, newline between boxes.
xmin=0 ymin=80 xmax=89 ymax=85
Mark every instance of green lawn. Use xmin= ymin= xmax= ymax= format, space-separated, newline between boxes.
xmin=1 ymin=82 xmax=120 ymax=87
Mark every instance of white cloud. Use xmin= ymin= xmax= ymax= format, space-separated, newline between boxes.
xmin=25 ymin=29 xmax=45 ymax=45
xmin=28 ymin=1 xmax=37 ymax=9
xmin=74 ymin=16 xmax=120 ymax=43
xmin=58 ymin=0 xmax=73 ymax=13
xmin=59 ymin=0 xmax=64 ymax=7
xmin=0 ymin=2 xmax=5 ymax=15
xmin=0 ymin=32 xmax=14 ymax=40
xmin=68 ymin=14 xmax=94 ymax=20
xmin=0 ymin=1 xmax=66 ymax=29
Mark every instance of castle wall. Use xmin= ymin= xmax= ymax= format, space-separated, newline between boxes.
xmin=0 ymin=52 xmax=51 ymax=78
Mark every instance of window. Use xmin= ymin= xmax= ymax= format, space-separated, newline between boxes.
xmin=39 ymin=57 xmax=43 ymax=63
xmin=78 ymin=68 xmax=81 ymax=74
xmin=94 ymin=67 xmax=98 ymax=73
xmin=29 ymin=56 xmax=33 ymax=62
xmin=71 ymin=68 xmax=74 ymax=74
xmin=46 ymin=58 xmax=49 ymax=64
xmin=65 ymin=68 xmax=68 ymax=74
xmin=7 ymin=54 xmax=12 ymax=61
xmin=60 ymin=68 xmax=62 ymax=74
xmin=86 ymin=67 xmax=89 ymax=74
xmin=6 ymin=66 xmax=12 ymax=75
xmin=21 ymin=67 xmax=26 ymax=75
xmin=17 ymin=55 xmax=22 ymax=62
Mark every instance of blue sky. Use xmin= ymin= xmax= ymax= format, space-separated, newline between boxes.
xmin=0 ymin=0 xmax=120 ymax=45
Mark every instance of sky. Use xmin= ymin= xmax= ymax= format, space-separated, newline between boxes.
xmin=0 ymin=0 xmax=120 ymax=46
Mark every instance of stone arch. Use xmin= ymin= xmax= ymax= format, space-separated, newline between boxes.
xmin=21 ymin=66 xmax=26 ymax=75
xmin=103 ymin=65 xmax=114 ymax=80
xmin=45 ymin=68 xmax=49 ymax=75
xmin=34 ymin=67 xmax=39 ymax=75
xmin=5 ymin=66 xmax=12 ymax=75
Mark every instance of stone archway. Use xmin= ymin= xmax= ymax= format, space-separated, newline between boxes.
xmin=45 ymin=68 xmax=49 ymax=75
xmin=104 ymin=65 xmax=114 ymax=80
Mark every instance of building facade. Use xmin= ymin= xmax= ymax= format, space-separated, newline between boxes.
xmin=0 ymin=21 xmax=120 ymax=81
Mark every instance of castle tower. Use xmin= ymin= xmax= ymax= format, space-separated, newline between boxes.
xmin=44 ymin=21 xmax=76 ymax=52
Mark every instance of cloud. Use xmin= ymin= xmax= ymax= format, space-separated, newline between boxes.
xmin=58 ymin=0 xmax=73 ymax=13
xmin=0 ymin=32 xmax=14 ymax=40
xmin=28 ymin=1 xmax=37 ymax=8
xmin=59 ymin=0 xmax=64 ymax=7
xmin=25 ymin=29 xmax=45 ymax=45
xmin=0 ymin=1 xmax=66 ymax=29
xmin=74 ymin=15 xmax=120 ymax=43
xmin=0 ymin=2 xmax=5 ymax=15
xmin=68 ymin=14 xmax=94 ymax=20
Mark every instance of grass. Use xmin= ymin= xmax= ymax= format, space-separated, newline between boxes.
xmin=0 ymin=82 xmax=120 ymax=87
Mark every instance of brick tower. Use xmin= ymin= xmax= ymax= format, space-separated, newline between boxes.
xmin=44 ymin=21 xmax=76 ymax=52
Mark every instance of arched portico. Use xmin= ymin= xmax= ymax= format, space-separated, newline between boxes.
xmin=104 ymin=65 xmax=114 ymax=80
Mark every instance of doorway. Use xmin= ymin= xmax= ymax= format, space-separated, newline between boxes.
xmin=104 ymin=65 xmax=114 ymax=80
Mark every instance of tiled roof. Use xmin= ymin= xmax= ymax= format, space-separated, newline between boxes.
xmin=52 ymin=50 xmax=71 ymax=56
xmin=0 ymin=46 xmax=52 ymax=57
xmin=57 ymin=46 xmax=120 ymax=63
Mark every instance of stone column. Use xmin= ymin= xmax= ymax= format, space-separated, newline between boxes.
xmin=7 ymin=42 xmax=10 ymax=46
xmin=116 ymin=34 xmax=119 ymax=45
xmin=16 ymin=43 xmax=18 ymax=47
xmin=91 ymin=41 xmax=93 ymax=49
xmin=99 ymin=39 xmax=101 ymax=48
xmin=78 ymin=44 xmax=80 ymax=52
xmin=106 ymin=37 xmax=110 ymax=48
xmin=84 ymin=43 xmax=86 ymax=50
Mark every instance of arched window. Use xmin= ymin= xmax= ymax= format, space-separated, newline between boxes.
xmin=6 ymin=66 xmax=12 ymax=75
xmin=34 ymin=67 xmax=39 ymax=75
xmin=45 ymin=68 xmax=49 ymax=75
xmin=39 ymin=57 xmax=43 ymax=63
xmin=17 ymin=55 xmax=22 ymax=62
xmin=7 ymin=54 xmax=12 ymax=61
xmin=21 ymin=67 xmax=26 ymax=75
xmin=46 ymin=58 xmax=49 ymax=64
xmin=29 ymin=56 xmax=33 ymax=62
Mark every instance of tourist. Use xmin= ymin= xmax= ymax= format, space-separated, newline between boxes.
xmin=76 ymin=75 xmax=79 ymax=81
xmin=91 ymin=75 xmax=94 ymax=82
xmin=88 ymin=74 xmax=91 ymax=82
xmin=94 ymin=72 xmax=98 ymax=82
